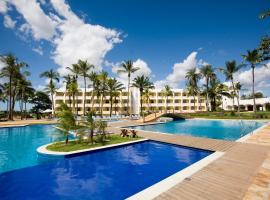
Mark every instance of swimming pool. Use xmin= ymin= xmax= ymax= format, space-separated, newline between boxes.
xmin=0 ymin=124 xmax=66 ymax=173
xmin=127 ymin=119 xmax=265 ymax=141
xmin=0 ymin=141 xmax=211 ymax=200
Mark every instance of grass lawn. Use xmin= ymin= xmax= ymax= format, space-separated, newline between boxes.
xmin=164 ymin=111 xmax=270 ymax=120
xmin=46 ymin=134 xmax=142 ymax=152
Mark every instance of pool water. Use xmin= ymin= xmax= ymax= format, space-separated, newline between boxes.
xmin=129 ymin=119 xmax=265 ymax=141
xmin=0 ymin=124 xmax=66 ymax=173
xmin=0 ymin=141 xmax=211 ymax=200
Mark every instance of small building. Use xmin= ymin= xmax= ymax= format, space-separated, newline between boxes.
xmin=222 ymin=97 xmax=270 ymax=111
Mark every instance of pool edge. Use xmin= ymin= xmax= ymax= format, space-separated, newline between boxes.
xmin=126 ymin=151 xmax=224 ymax=200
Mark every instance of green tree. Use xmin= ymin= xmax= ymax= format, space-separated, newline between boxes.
xmin=161 ymin=85 xmax=173 ymax=113
xmin=132 ymin=75 xmax=154 ymax=115
xmin=242 ymin=49 xmax=262 ymax=112
xmin=88 ymin=72 xmax=99 ymax=111
xmin=98 ymin=71 xmax=108 ymax=117
xmin=82 ymin=111 xmax=96 ymax=144
xmin=67 ymin=77 xmax=79 ymax=114
xmin=63 ymin=74 xmax=72 ymax=108
xmin=76 ymin=60 xmax=94 ymax=115
xmin=30 ymin=91 xmax=52 ymax=119
xmin=40 ymin=69 xmax=60 ymax=116
xmin=56 ymin=102 xmax=76 ymax=144
xmin=220 ymin=60 xmax=242 ymax=113
xmin=117 ymin=60 xmax=139 ymax=115
xmin=0 ymin=54 xmax=28 ymax=120
xmin=185 ymin=68 xmax=201 ymax=111
xmin=107 ymin=78 xmax=124 ymax=117
xmin=200 ymin=65 xmax=215 ymax=111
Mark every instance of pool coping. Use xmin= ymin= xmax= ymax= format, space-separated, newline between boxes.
xmin=127 ymin=151 xmax=224 ymax=200
xmin=37 ymin=138 xmax=149 ymax=156
xmin=121 ymin=119 xmax=268 ymax=142
xmin=0 ymin=124 xmax=29 ymax=128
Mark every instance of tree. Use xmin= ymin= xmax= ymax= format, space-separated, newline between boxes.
xmin=67 ymin=77 xmax=79 ymax=114
xmin=82 ymin=111 xmax=96 ymax=144
xmin=98 ymin=71 xmax=108 ymax=117
xmin=30 ymin=91 xmax=52 ymax=119
xmin=107 ymin=78 xmax=124 ymax=117
xmin=117 ymin=60 xmax=139 ymax=115
xmin=185 ymin=68 xmax=201 ymax=111
xmin=88 ymin=72 xmax=99 ymax=111
xmin=220 ymin=60 xmax=242 ymax=113
xmin=142 ymin=88 xmax=151 ymax=113
xmin=63 ymin=74 xmax=72 ymax=108
xmin=243 ymin=49 xmax=262 ymax=112
xmin=40 ymin=69 xmax=60 ymax=116
xmin=206 ymin=78 xmax=231 ymax=111
xmin=161 ymin=85 xmax=173 ymax=113
xmin=76 ymin=60 xmax=94 ymax=115
xmin=132 ymin=75 xmax=154 ymax=116
xmin=200 ymin=65 xmax=215 ymax=111
xmin=56 ymin=102 xmax=76 ymax=144
xmin=0 ymin=53 xmax=28 ymax=120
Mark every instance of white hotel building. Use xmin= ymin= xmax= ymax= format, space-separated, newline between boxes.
xmin=53 ymin=87 xmax=207 ymax=116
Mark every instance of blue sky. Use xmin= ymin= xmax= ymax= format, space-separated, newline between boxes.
xmin=0 ymin=0 xmax=269 ymax=95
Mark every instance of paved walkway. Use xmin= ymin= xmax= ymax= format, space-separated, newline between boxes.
xmin=0 ymin=119 xmax=57 ymax=127
xmin=108 ymin=120 xmax=270 ymax=200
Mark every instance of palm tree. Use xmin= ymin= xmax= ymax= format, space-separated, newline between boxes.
xmin=67 ymin=77 xmax=79 ymax=114
xmin=220 ymin=60 xmax=242 ymax=113
xmin=0 ymin=54 xmax=27 ymax=120
xmin=56 ymin=102 xmax=76 ymax=144
xmin=76 ymin=60 xmax=94 ymax=115
xmin=67 ymin=64 xmax=81 ymax=115
xmin=117 ymin=60 xmax=139 ymax=115
xmin=88 ymin=72 xmax=99 ymax=111
xmin=161 ymin=85 xmax=173 ymax=113
xmin=243 ymin=49 xmax=262 ymax=112
xmin=82 ymin=111 xmax=96 ymax=144
xmin=142 ymin=88 xmax=151 ymax=113
xmin=98 ymin=71 xmax=108 ymax=117
xmin=63 ymin=74 xmax=72 ymax=108
xmin=132 ymin=75 xmax=154 ymax=116
xmin=200 ymin=65 xmax=215 ymax=111
xmin=185 ymin=68 xmax=201 ymax=111
xmin=107 ymin=78 xmax=124 ymax=117
xmin=206 ymin=78 xmax=231 ymax=111
xmin=40 ymin=69 xmax=60 ymax=116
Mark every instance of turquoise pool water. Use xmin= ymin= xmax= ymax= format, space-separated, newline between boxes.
xmin=128 ymin=119 xmax=265 ymax=141
xmin=0 ymin=124 xmax=65 ymax=173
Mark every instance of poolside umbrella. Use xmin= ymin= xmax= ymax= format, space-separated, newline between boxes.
xmin=41 ymin=109 xmax=52 ymax=113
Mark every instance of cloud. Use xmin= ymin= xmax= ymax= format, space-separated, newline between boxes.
xmin=1 ymin=0 xmax=122 ymax=79
xmin=9 ymin=0 xmax=57 ymax=40
xmin=155 ymin=52 xmax=206 ymax=89
xmin=235 ymin=64 xmax=270 ymax=95
xmin=0 ymin=0 xmax=9 ymax=14
xmin=3 ymin=15 xmax=16 ymax=29
xmin=32 ymin=46 xmax=43 ymax=55
xmin=111 ymin=59 xmax=152 ymax=86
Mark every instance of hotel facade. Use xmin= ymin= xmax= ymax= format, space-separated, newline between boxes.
xmin=53 ymin=87 xmax=207 ymax=116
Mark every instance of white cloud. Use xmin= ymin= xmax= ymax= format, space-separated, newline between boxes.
xmin=0 ymin=0 xmax=9 ymax=14
xmin=111 ymin=59 xmax=152 ymax=86
xmin=1 ymin=0 xmax=122 ymax=80
xmin=9 ymin=0 xmax=57 ymax=40
xmin=32 ymin=46 xmax=43 ymax=55
xmin=3 ymin=15 xmax=16 ymax=29
xmin=155 ymin=52 xmax=206 ymax=89
xmin=235 ymin=64 xmax=270 ymax=95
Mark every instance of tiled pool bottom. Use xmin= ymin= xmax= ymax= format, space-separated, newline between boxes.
xmin=127 ymin=119 xmax=265 ymax=141
xmin=0 ymin=141 xmax=211 ymax=200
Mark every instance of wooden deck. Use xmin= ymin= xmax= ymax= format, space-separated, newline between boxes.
xmin=108 ymin=120 xmax=270 ymax=200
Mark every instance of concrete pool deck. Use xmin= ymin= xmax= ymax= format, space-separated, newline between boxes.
xmin=0 ymin=119 xmax=57 ymax=127
xmin=108 ymin=120 xmax=270 ymax=199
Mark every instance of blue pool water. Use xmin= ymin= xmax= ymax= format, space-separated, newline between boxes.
xmin=0 ymin=124 xmax=66 ymax=173
xmin=129 ymin=119 xmax=264 ymax=141
xmin=0 ymin=141 xmax=211 ymax=200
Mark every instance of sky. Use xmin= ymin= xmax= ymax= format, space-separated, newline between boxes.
xmin=0 ymin=0 xmax=270 ymax=96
